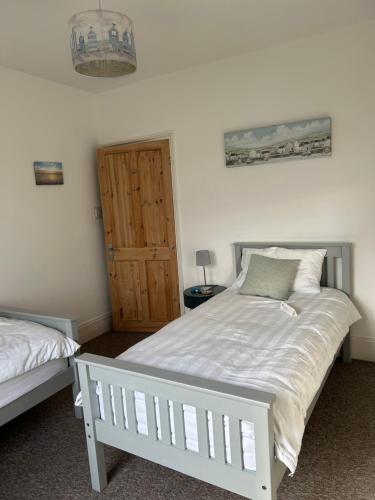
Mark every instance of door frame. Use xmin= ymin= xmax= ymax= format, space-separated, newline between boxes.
xmin=97 ymin=131 xmax=185 ymax=319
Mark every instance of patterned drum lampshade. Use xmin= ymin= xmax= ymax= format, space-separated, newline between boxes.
xmin=69 ymin=10 xmax=136 ymax=77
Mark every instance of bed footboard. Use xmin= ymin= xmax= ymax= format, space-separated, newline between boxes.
xmin=77 ymin=353 xmax=283 ymax=500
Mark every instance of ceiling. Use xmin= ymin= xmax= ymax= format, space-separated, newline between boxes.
xmin=1 ymin=0 xmax=375 ymax=93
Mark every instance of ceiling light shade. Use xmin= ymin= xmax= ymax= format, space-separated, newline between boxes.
xmin=69 ymin=9 xmax=136 ymax=77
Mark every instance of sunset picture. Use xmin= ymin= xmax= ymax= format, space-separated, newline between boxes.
xmin=33 ymin=161 xmax=64 ymax=185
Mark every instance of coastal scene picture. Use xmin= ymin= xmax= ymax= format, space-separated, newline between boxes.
xmin=225 ymin=117 xmax=331 ymax=167
xmin=33 ymin=162 xmax=64 ymax=185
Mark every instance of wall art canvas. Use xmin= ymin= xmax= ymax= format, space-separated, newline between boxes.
xmin=33 ymin=161 xmax=64 ymax=185
xmin=224 ymin=117 xmax=331 ymax=167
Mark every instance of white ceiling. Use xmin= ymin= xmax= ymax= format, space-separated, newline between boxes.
xmin=1 ymin=0 xmax=375 ymax=93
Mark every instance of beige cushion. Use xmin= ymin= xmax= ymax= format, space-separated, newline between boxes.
xmin=240 ymin=254 xmax=300 ymax=301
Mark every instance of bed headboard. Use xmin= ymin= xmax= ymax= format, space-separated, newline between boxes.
xmin=233 ymin=242 xmax=351 ymax=296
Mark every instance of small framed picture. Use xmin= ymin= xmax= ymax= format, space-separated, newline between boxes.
xmin=33 ymin=161 xmax=64 ymax=185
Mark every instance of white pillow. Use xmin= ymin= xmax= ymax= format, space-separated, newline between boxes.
xmin=240 ymin=246 xmax=279 ymax=272
xmin=273 ymin=247 xmax=326 ymax=294
xmin=233 ymin=246 xmax=326 ymax=294
xmin=231 ymin=247 xmax=278 ymax=289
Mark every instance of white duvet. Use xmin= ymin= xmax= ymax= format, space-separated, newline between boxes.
xmin=119 ymin=287 xmax=360 ymax=473
xmin=0 ymin=317 xmax=80 ymax=384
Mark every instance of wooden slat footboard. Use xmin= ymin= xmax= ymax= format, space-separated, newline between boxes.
xmin=77 ymin=353 xmax=285 ymax=500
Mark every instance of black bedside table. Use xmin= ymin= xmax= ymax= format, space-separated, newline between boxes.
xmin=184 ymin=285 xmax=226 ymax=309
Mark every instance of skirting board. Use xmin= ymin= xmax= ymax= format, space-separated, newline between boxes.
xmin=78 ymin=312 xmax=112 ymax=344
xmin=352 ymin=336 xmax=375 ymax=362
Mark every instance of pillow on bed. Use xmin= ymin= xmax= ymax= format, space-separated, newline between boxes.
xmin=240 ymin=254 xmax=300 ymax=301
xmin=273 ymin=247 xmax=326 ymax=294
xmin=240 ymin=247 xmax=278 ymax=272
xmin=239 ymin=247 xmax=326 ymax=294
xmin=231 ymin=247 xmax=278 ymax=290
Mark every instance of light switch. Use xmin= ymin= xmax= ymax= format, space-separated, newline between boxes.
xmin=94 ymin=206 xmax=103 ymax=219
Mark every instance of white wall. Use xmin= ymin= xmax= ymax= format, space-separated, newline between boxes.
xmin=0 ymin=66 xmax=110 ymax=342
xmin=94 ymin=20 xmax=375 ymax=360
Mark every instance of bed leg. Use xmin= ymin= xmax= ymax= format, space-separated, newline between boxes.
xmin=70 ymin=356 xmax=83 ymax=419
xmin=86 ymin=437 xmax=107 ymax=492
xmin=77 ymin=362 xmax=108 ymax=492
xmin=73 ymin=396 xmax=83 ymax=419
xmin=255 ymin=406 xmax=278 ymax=500
xmin=343 ymin=333 xmax=352 ymax=364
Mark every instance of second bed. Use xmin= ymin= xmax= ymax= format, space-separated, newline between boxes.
xmin=77 ymin=242 xmax=360 ymax=499
xmin=92 ymin=285 xmax=359 ymax=473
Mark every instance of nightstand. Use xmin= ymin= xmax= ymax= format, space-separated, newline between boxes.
xmin=183 ymin=285 xmax=226 ymax=309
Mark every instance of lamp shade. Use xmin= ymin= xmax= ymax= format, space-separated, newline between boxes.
xmin=196 ymin=250 xmax=211 ymax=267
xmin=69 ymin=10 xmax=136 ymax=77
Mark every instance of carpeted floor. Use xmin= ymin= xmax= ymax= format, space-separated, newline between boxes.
xmin=1 ymin=332 xmax=375 ymax=500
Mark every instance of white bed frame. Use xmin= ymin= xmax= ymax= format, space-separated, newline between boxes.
xmin=76 ymin=242 xmax=352 ymax=500
xmin=0 ymin=308 xmax=81 ymax=427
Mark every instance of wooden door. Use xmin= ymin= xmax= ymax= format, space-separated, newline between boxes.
xmin=97 ymin=139 xmax=180 ymax=332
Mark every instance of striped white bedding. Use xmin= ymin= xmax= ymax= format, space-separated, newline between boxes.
xmin=0 ymin=358 xmax=67 ymax=408
xmin=119 ymin=286 xmax=360 ymax=473
xmin=0 ymin=317 xmax=79 ymax=384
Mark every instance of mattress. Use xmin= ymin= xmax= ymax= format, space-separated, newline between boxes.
xmin=115 ymin=286 xmax=361 ymax=473
xmin=0 ymin=358 xmax=68 ymax=408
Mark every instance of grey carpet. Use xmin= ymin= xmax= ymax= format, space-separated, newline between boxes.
xmin=0 ymin=332 xmax=374 ymax=500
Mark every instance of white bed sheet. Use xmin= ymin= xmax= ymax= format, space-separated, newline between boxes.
xmin=0 ymin=358 xmax=68 ymax=408
xmin=115 ymin=287 xmax=360 ymax=473
xmin=0 ymin=316 xmax=79 ymax=384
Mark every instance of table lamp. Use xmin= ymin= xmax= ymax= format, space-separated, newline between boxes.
xmin=196 ymin=250 xmax=212 ymax=294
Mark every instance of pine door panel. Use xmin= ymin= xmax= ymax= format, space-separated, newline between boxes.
xmin=138 ymin=149 xmax=168 ymax=247
xmin=98 ymin=139 xmax=180 ymax=332
xmin=108 ymin=152 xmax=141 ymax=248
xmin=114 ymin=261 xmax=142 ymax=322
xmin=146 ymin=260 xmax=174 ymax=322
